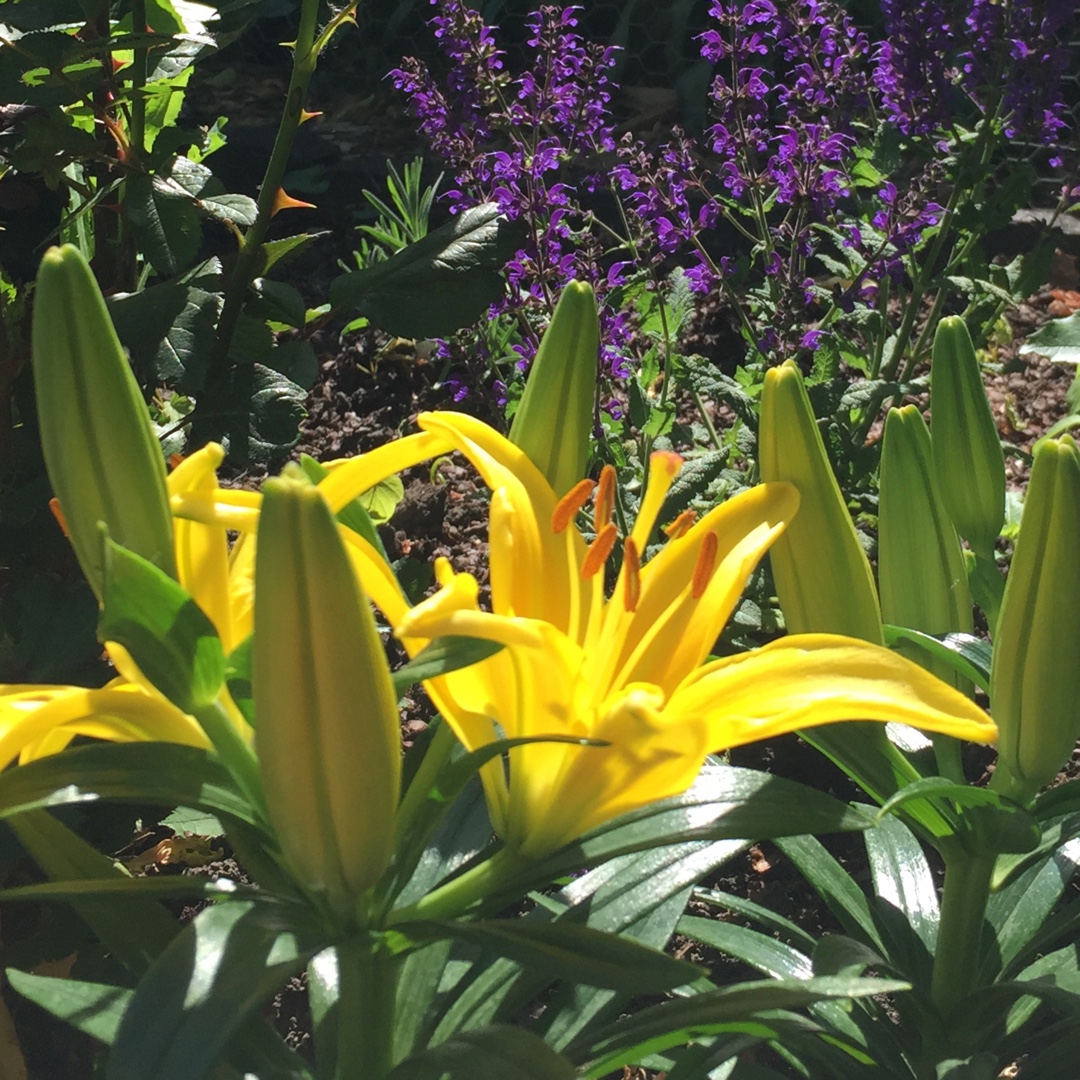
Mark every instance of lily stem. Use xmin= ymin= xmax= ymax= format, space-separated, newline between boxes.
xmin=335 ymin=935 xmax=397 ymax=1080
xmin=924 ymin=848 xmax=995 ymax=1069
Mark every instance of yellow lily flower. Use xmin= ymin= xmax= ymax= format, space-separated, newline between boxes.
xmin=0 ymin=445 xmax=252 ymax=771
xmin=175 ymin=412 xmax=997 ymax=859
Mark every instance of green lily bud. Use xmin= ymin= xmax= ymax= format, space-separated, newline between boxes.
xmin=758 ymin=362 xmax=939 ymax=813
xmin=32 ymin=245 xmax=175 ymax=596
xmin=254 ymin=466 xmax=400 ymax=924
xmin=759 ymin=360 xmax=882 ymax=643
xmin=930 ymin=316 xmax=1005 ymax=560
xmin=879 ymin=405 xmax=973 ymax=686
xmin=509 ymin=280 xmax=598 ymax=497
xmin=990 ymin=435 xmax=1080 ymax=805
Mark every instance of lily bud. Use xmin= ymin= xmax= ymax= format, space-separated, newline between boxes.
xmin=930 ymin=317 xmax=1005 ymax=559
xmin=990 ymin=435 xmax=1080 ymax=805
xmin=254 ymin=466 xmax=400 ymax=923
xmin=509 ymin=280 xmax=598 ymax=497
xmin=758 ymin=362 xmax=936 ymax=810
xmin=879 ymin=406 xmax=973 ymax=686
xmin=759 ymin=360 xmax=882 ymax=643
xmin=32 ymin=245 xmax=175 ymax=596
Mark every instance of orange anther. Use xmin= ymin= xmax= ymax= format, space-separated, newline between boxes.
xmin=623 ymin=536 xmax=641 ymax=612
xmin=168 ymin=453 xmax=186 ymax=470
xmin=552 ymin=477 xmax=596 ymax=533
xmin=691 ymin=532 xmax=718 ymax=599
xmin=663 ymin=508 xmax=697 ymax=540
xmin=48 ymin=497 xmax=71 ymax=539
xmin=581 ymin=523 xmax=618 ymax=579
xmin=594 ymin=464 xmax=616 ymax=532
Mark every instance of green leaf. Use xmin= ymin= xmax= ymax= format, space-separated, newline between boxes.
xmin=0 ymin=742 xmax=262 ymax=830
xmin=199 ymin=192 xmax=258 ymax=228
xmin=250 ymin=278 xmax=306 ymax=328
xmin=265 ymin=339 xmax=318 ymax=389
xmin=678 ymin=915 xmax=813 ymax=979
xmin=947 ymin=978 xmax=1080 ymax=1049
xmin=7 ymin=809 xmax=180 ymax=976
xmin=1019 ymin=312 xmax=1080 ymax=364
xmin=108 ymin=283 xmax=222 ymax=390
xmin=161 ymin=805 xmax=225 ymax=835
xmin=1033 ymin=784 xmax=1080 ymax=821
xmin=388 ymin=1026 xmax=577 ymax=1080
xmin=1000 ymin=940 xmax=1080 ymax=1034
xmin=125 ymin=174 xmax=201 ymax=277
xmin=107 ymin=899 xmax=328 ymax=1080
xmin=244 ymin=364 xmax=307 ymax=460
xmin=391 ymin=636 xmax=505 ymax=694
xmin=329 ymin=203 xmax=525 ymax=337
xmin=811 ymin=934 xmax=886 ymax=977
xmin=774 ymin=835 xmax=884 ymax=953
xmin=100 ymin=537 xmax=225 ymax=713
xmin=864 ymin=813 xmax=937 ymax=984
xmin=882 ymin=626 xmax=992 ymax=693
xmin=692 ymin=888 xmax=818 ymax=954
xmin=359 ymin=474 xmax=405 ymax=524
xmin=479 ymin=767 xmax=875 ymax=917
xmin=421 ymin=840 xmax=746 ymax=1053
xmin=867 ymin=814 xmax=938 ymax=941
xmin=984 ymin=846 xmax=1080 ymax=980
xmin=541 ymin=841 xmax=747 ymax=1051
xmin=7 ymin=967 xmax=317 ymax=1079
xmin=258 ymin=233 xmax=327 ymax=276
xmin=569 ymin=976 xmax=909 ymax=1076
xmin=1 ymin=876 xmax=248 ymax=902
xmin=224 ymin=634 xmax=254 ymax=726
xmin=877 ymin=777 xmax=994 ymax=817
xmin=6 ymin=970 xmax=129 ymax=1045
xmin=398 ymin=919 xmax=701 ymax=994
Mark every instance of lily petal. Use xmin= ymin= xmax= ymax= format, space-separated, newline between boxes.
xmin=168 ymin=444 xmax=237 ymax=651
xmin=0 ymin=684 xmax=209 ymax=771
xmin=597 ymin=481 xmax=799 ymax=696
xmin=666 ymin=634 xmax=998 ymax=747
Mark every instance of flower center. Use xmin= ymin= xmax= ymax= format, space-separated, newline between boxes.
xmin=549 ymin=452 xmax=723 ymax=611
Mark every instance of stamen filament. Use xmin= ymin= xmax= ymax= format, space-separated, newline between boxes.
xmin=663 ymin=509 xmax=697 ymax=541
xmin=691 ymin=532 xmax=718 ymax=599
xmin=630 ymin=452 xmax=684 ymax=553
xmin=582 ymin=523 xmax=618 ymax=579
xmin=552 ymin=478 xmax=597 ymax=534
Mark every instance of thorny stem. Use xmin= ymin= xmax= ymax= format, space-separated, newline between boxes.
xmin=197 ymin=0 xmax=358 ymax=451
